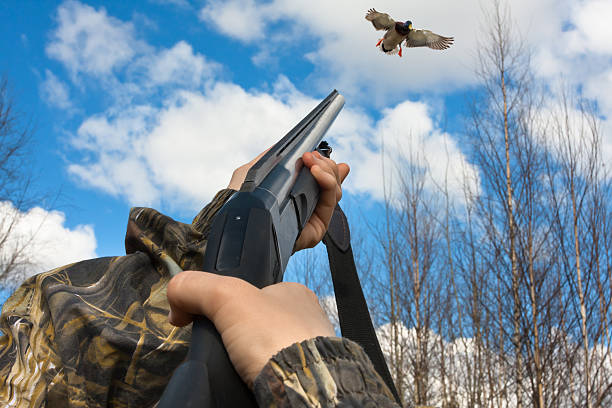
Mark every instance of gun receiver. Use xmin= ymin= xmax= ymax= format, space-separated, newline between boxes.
xmin=158 ymin=90 xmax=345 ymax=407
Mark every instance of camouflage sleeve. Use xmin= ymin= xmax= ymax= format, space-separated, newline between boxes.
xmin=253 ymin=337 xmax=400 ymax=407
xmin=0 ymin=189 xmax=236 ymax=407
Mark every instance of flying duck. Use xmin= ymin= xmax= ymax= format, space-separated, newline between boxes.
xmin=365 ymin=8 xmax=454 ymax=57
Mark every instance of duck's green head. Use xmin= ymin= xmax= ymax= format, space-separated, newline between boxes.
xmin=404 ymin=20 xmax=413 ymax=30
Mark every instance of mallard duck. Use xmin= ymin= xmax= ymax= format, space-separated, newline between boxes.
xmin=365 ymin=8 xmax=454 ymax=57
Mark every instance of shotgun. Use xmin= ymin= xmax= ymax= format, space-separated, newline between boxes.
xmin=158 ymin=90 xmax=345 ymax=407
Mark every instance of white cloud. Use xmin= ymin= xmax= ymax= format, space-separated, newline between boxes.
xmin=44 ymin=1 xmax=219 ymax=98
xmin=584 ymin=68 xmax=612 ymax=117
xmin=69 ymin=156 xmax=160 ymax=204
xmin=67 ymin=74 xmax=476 ymax=211
xmin=143 ymin=41 xmax=219 ymax=87
xmin=0 ymin=201 xmax=97 ymax=287
xmin=526 ymin=0 xmax=612 ymax=117
xmin=46 ymin=1 xmax=144 ymax=79
xmin=199 ymin=0 xmax=269 ymax=42
xmin=532 ymin=0 xmax=612 ymax=167
xmin=40 ymin=69 xmax=72 ymax=110
xmin=67 ymin=79 xmax=323 ymax=209
xmin=537 ymin=94 xmax=612 ymax=174
xmin=565 ymin=0 xmax=612 ymax=55
xmin=331 ymin=99 xmax=479 ymax=203
xmin=68 ymin=105 xmax=160 ymax=204
xmin=382 ymin=101 xmax=478 ymax=200
xmin=74 ymin=105 xmax=157 ymax=151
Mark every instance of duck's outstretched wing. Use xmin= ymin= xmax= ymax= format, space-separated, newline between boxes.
xmin=405 ymin=29 xmax=454 ymax=50
xmin=365 ymin=8 xmax=395 ymax=31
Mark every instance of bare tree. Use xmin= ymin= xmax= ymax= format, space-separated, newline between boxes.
xmin=465 ymin=2 xmax=583 ymax=407
xmin=397 ymin=153 xmax=442 ymax=407
xmin=368 ymin=134 xmax=446 ymax=407
xmin=546 ymin=89 xmax=612 ymax=407
xmin=0 ymin=77 xmax=40 ymax=288
xmin=469 ymin=1 xmax=533 ymax=404
xmin=373 ymin=144 xmax=409 ymax=405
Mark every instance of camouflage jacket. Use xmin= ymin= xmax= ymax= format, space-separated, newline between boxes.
xmin=0 ymin=189 xmax=398 ymax=407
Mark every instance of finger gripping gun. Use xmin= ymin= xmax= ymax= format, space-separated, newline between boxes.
xmin=158 ymin=90 xmax=345 ymax=408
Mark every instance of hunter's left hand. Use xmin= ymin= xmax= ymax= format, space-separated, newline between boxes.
xmin=227 ymin=149 xmax=349 ymax=252
xmin=293 ymin=151 xmax=349 ymax=252
xmin=167 ymin=272 xmax=335 ymax=387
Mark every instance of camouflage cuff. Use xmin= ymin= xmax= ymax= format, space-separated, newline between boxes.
xmin=253 ymin=336 xmax=398 ymax=407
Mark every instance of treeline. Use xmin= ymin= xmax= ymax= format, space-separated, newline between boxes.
xmin=290 ymin=2 xmax=611 ymax=407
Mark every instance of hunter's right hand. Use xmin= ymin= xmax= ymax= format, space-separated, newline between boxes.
xmin=227 ymin=148 xmax=349 ymax=252
xmin=166 ymin=271 xmax=335 ymax=388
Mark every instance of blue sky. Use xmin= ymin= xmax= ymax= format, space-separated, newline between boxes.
xmin=0 ymin=0 xmax=611 ymax=301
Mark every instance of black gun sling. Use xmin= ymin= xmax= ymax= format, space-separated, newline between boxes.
xmin=323 ymin=205 xmax=402 ymax=406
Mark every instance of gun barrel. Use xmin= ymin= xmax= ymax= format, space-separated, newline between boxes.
xmin=259 ymin=93 xmax=345 ymax=207
xmin=240 ymin=90 xmax=345 ymax=197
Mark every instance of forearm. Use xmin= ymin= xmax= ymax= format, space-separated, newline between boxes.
xmin=253 ymin=337 xmax=400 ymax=408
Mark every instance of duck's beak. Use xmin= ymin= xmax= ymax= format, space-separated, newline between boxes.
xmin=408 ymin=23 xmax=413 ymax=30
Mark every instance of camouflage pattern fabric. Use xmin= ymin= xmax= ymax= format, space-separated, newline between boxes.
xmin=0 ymin=189 xmax=235 ymax=407
xmin=0 ymin=187 xmax=398 ymax=408
xmin=253 ymin=337 xmax=400 ymax=407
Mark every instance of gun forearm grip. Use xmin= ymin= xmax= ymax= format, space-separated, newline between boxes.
xmin=158 ymin=200 xmax=281 ymax=407
xmin=158 ymin=317 xmax=257 ymax=407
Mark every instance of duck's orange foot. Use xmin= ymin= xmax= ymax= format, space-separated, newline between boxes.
xmin=376 ymin=38 xmax=383 ymax=47
xmin=399 ymin=45 xmax=402 ymax=57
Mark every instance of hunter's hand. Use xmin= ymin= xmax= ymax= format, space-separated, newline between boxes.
xmin=226 ymin=149 xmax=269 ymax=190
xmin=227 ymin=150 xmax=350 ymax=252
xmin=294 ymin=151 xmax=349 ymax=252
xmin=167 ymin=271 xmax=335 ymax=387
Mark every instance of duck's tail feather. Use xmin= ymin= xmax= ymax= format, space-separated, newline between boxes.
xmin=379 ymin=43 xmax=399 ymax=55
